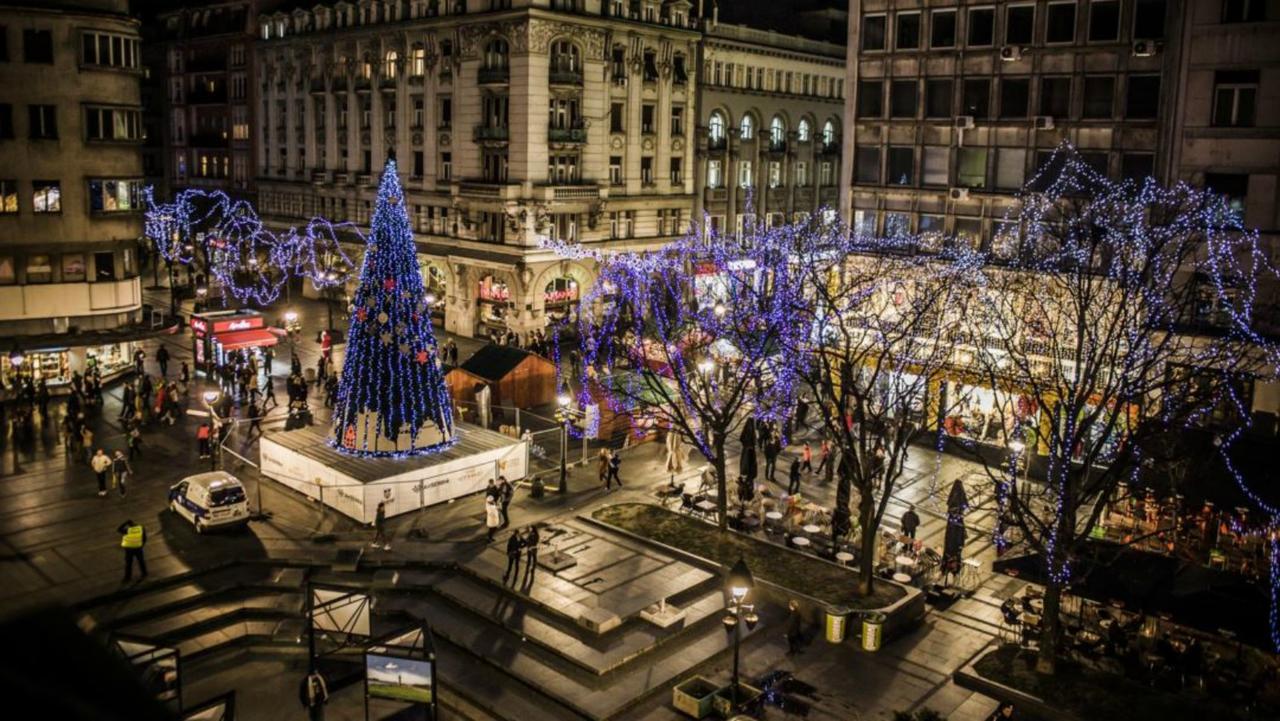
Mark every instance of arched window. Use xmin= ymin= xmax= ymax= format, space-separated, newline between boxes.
xmin=360 ymin=54 xmax=373 ymax=79
xmin=740 ymin=114 xmax=754 ymax=140
xmin=769 ymin=115 xmax=785 ymax=146
xmin=384 ymin=50 xmax=399 ymax=79
xmin=797 ymin=118 xmax=812 ymax=142
xmin=410 ymin=45 xmax=425 ymax=76
xmin=822 ymin=120 xmax=835 ymax=145
xmin=708 ymin=112 xmax=725 ymax=143
xmin=484 ymin=39 xmax=509 ymax=69
xmin=551 ymin=40 xmax=580 ymax=74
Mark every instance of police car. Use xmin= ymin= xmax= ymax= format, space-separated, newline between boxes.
xmin=169 ymin=471 xmax=250 ymax=533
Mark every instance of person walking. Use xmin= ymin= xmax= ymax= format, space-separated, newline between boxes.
xmin=502 ymin=529 xmax=523 ymax=583
xmin=497 ymin=476 xmax=514 ymax=528
xmin=606 ymin=450 xmax=622 ymax=489
xmin=485 ymin=495 xmax=501 ymax=542
xmin=91 ymin=448 xmax=112 ymax=496
xmin=120 ymin=383 xmax=135 ymax=422
xmin=133 ymin=348 xmax=146 ymax=376
xmin=901 ymin=504 xmax=921 ymax=539
xmin=816 ymin=439 xmax=832 ymax=476
xmin=156 ymin=346 xmax=170 ymax=377
xmin=197 ymin=422 xmax=211 ymax=458
xmin=118 ymin=519 xmax=147 ymax=582
xmin=764 ymin=433 xmax=780 ymax=481
xmin=128 ymin=424 xmax=143 ymax=460
xmin=785 ymin=599 xmax=805 ymax=655
xmin=323 ymin=375 xmax=338 ymax=408
xmin=787 ymin=457 xmax=802 ymax=495
xmin=371 ymin=501 xmax=389 ymax=550
xmin=263 ymin=374 xmax=278 ymax=410
xmin=299 ymin=670 xmax=329 ymax=721
xmin=246 ymin=400 xmax=263 ymax=440
xmin=523 ymin=526 xmax=540 ymax=584
xmin=597 ymin=448 xmax=611 ymax=488
xmin=800 ymin=442 xmax=813 ymax=474
xmin=111 ymin=450 xmax=132 ymax=497
xmin=179 ymin=361 xmax=190 ymax=386
xmin=80 ymin=425 xmax=95 ymax=464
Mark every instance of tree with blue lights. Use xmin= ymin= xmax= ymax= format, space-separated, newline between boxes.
xmin=332 ymin=158 xmax=454 ymax=457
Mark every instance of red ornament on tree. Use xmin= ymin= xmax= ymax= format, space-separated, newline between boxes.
xmin=416 ymin=350 xmax=429 ymax=364
xmin=356 ymin=307 xmax=368 ymax=321
xmin=384 ymin=277 xmax=396 ymax=291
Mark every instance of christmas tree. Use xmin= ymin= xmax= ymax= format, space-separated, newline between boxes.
xmin=331 ymin=158 xmax=455 ymax=457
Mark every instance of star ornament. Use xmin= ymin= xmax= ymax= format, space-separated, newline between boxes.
xmin=384 ymin=277 xmax=396 ymax=291
xmin=416 ymin=350 xmax=429 ymax=364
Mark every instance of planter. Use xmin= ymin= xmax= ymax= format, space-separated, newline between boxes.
xmin=672 ymin=675 xmax=719 ymax=719
xmin=711 ymin=682 xmax=763 ymax=718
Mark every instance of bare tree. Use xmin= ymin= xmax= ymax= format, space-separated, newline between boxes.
xmin=957 ymin=149 xmax=1279 ymax=673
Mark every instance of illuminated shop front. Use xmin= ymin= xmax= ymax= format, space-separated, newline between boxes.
xmin=190 ymin=310 xmax=280 ymax=376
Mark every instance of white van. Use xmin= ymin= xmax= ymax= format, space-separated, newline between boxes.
xmin=169 ymin=471 xmax=250 ymax=533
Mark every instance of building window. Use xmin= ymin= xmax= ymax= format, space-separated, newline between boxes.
xmin=1000 ymin=78 xmax=1030 ymax=118
xmin=82 ymin=32 xmax=140 ymax=69
xmin=855 ymin=147 xmax=881 ymax=184
xmin=819 ymin=161 xmax=834 ymax=186
xmin=28 ymin=104 xmax=56 ymax=139
xmin=1121 ymin=153 xmax=1155 ymax=181
xmin=1046 ymin=2 xmax=1077 ymax=43
xmin=738 ymin=160 xmax=753 ymax=188
xmin=413 ymin=151 xmax=424 ymax=177
xmin=797 ymin=119 xmax=811 ymax=142
xmin=962 ymin=79 xmax=990 ymax=118
xmin=484 ymin=39 xmax=508 ymax=70
xmin=919 ymin=215 xmax=945 ymax=250
xmin=610 ymin=155 xmax=623 ymax=185
xmin=641 ymin=156 xmax=654 ymax=185
xmin=548 ymin=153 xmax=580 ymax=184
xmin=822 ymin=120 xmax=836 ymax=146
xmin=610 ymin=102 xmax=624 ymax=133
xmin=1213 ymin=71 xmax=1257 ymax=127
xmin=1222 ymin=0 xmax=1266 ymax=22
xmin=890 ymin=80 xmax=917 ymax=118
xmin=925 ymin=79 xmax=953 ymax=118
xmin=857 ymin=80 xmax=883 ymax=118
xmin=862 ymin=14 xmax=887 ymax=51
xmin=957 ymin=148 xmax=987 ymax=188
xmin=671 ymin=106 xmax=684 ymax=136
xmin=22 ymin=29 xmax=52 ymax=63
xmin=440 ymin=97 xmax=452 ymax=127
xmin=1040 ymin=77 xmax=1071 ymax=117
xmin=0 ymin=26 xmax=7 ymax=62
xmin=995 ymin=148 xmax=1027 ymax=190
xmin=795 ymin=161 xmax=808 ymax=186
xmin=887 ymin=147 xmax=914 ymax=185
xmin=707 ymin=159 xmax=722 ymax=188
xmin=852 ymin=210 xmax=876 ymax=237
xmin=412 ymin=96 xmax=424 ymax=128
xmin=896 ymin=12 xmax=921 ymax=49
xmin=1088 ymin=0 xmax=1120 ymax=41
xmin=1133 ymin=0 xmax=1167 ymax=38
xmin=643 ymin=49 xmax=658 ymax=82
xmin=767 ymin=161 xmax=782 ymax=188
xmin=1006 ymin=5 xmax=1035 ymax=45
xmin=968 ymin=7 xmax=996 ymax=46
xmin=1125 ymin=75 xmax=1160 ymax=119
xmin=768 ymin=115 xmax=785 ymax=147
xmin=922 ymin=146 xmax=949 ymax=186
xmin=670 ymin=157 xmax=683 ymax=184
xmin=87 ymin=179 xmax=142 ymax=212
xmin=1082 ymin=76 xmax=1115 ymax=118
xmin=0 ymin=179 xmax=17 ymax=213
xmin=33 ymin=180 xmax=60 ymax=213
xmin=641 ymin=104 xmax=655 ymax=133
xmin=739 ymin=115 xmax=754 ymax=140
xmin=708 ymin=112 xmax=724 ymax=144
xmin=1205 ymin=173 xmax=1248 ymax=214
xmin=411 ymin=45 xmax=426 ymax=76
xmin=84 ymin=106 xmax=142 ymax=142
xmin=931 ymin=10 xmax=957 ymax=48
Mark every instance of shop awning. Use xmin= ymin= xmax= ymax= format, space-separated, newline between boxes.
xmin=214 ymin=329 xmax=279 ymax=350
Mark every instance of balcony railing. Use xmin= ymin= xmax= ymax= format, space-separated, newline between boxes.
xmin=478 ymin=66 xmax=509 ymax=85
xmin=708 ymin=136 xmax=727 ymax=151
xmin=548 ymin=127 xmax=586 ymax=143
xmin=549 ymin=68 xmax=583 ymax=86
xmin=819 ymin=142 xmax=840 ymax=155
xmin=767 ymin=140 xmax=787 ymax=154
xmin=474 ymin=126 xmax=509 ymax=141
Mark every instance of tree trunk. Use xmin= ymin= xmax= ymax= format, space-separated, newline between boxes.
xmin=856 ymin=489 xmax=876 ymax=596
xmin=713 ymin=435 xmax=728 ymax=530
xmin=1035 ymin=579 xmax=1063 ymax=675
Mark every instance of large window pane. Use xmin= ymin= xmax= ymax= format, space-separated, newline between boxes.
xmin=922 ymin=147 xmax=949 ymax=186
xmin=1082 ymin=76 xmax=1114 ymax=118
xmin=957 ymin=148 xmax=987 ymax=188
xmin=855 ymin=147 xmax=881 ymax=184
xmin=968 ymin=7 xmax=995 ymax=46
xmin=962 ymin=79 xmax=990 ymax=118
xmin=857 ymin=80 xmax=884 ymax=118
xmin=896 ymin=13 xmax=921 ymax=49
xmin=931 ymin=10 xmax=957 ymax=48
xmin=890 ymin=80 xmax=918 ymax=118
xmin=888 ymin=147 xmax=914 ymax=185
xmin=1088 ymin=0 xmax=1120 ymax=41
xmin=1040 ymin=77 xmax=1071 ymax=117
xmin=996 ymin=148 xmax=1027 ymax=189
xmin=926 ymin=79 xmax=953 ymax=117
xmin=1006 ymin=5 xmax=1035 ymax=44
xmin=863 ymin=15 xmax=887 ymax=50
xmin=1133 ymin=0 xmax=1166 ymax=38
xmin=1047 ymin=2 xmax=1077 ymax=43
xmin=1000 ymin=78 xmax=1030 ymax=118
xmin=1125 ymin=75 xmax=1160 ymax=119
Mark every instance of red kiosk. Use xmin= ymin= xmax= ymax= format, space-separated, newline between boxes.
xmin=190 ymin=310 xmax=280 ymax=376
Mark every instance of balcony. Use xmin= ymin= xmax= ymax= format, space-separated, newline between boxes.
xmin=478 ymin=66 xmax=509 ymax=85
xmin=311 ymin=170 xmax=330 ymax=184
xmin=549 ymin=68 xmax=583 ymax=86
xmin=379 ymin=74 xmax=397 ymax=88
xmin=333 ymin=171 xmax=351 ymax=184
xmin=708 ymin=136 xmax=727 ymax=151
xmin=188 ymin=88 xmax=228 ymax=105
xmin=534 ymin=183 xmax=604 ymax=201
xmin=457 ymin=182 xmax=521 ymax=200
xmin=310 ymin=77 xmax=327 ymax=93
xmin=356 ymin=173 xmax=373 ymax=186
xmin=332 ymin=76 xmax=348 ymax=92
xmin=819 ymin=142 xmax=840 ymax=156
xmin=354 ymin=75 xmax=371 ymax=91
xmin=706 ymin=187 xmax=728 ymax=202
xmin=188 ymin=132 xmax=228 ymax=148
xmin=548 ymin=127 xmax=587 ymax=143
xmin=474 ymin=126 xmax=509 ymax=142
xmin=766 ymin=140 xmax=787 ymax=154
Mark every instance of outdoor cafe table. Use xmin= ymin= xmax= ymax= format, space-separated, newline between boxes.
xmin=792 ymin=536 xmax=812 ymax=549
xmin=695 ymin=500 xmax=717 ymax=514
xmin=836 ymin=551 xmax=854 ymax=565
xmin=896 ymin=555 xmax=918 ymax=574
xmin=803 ymin=524 xmax=822 ymax=536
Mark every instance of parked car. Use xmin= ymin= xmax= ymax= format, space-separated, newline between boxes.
xmin=169 ymin=471 xmax=250 ymax=533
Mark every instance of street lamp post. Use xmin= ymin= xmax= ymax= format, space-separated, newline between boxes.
xmin=555 ymin=394 xmax=583 ymax=494
xmin=723 ymin=558 xmax=758 ymax=708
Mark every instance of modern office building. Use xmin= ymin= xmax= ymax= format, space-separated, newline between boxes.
xmin=252 ymin=0 xmax=702 ymax=340
xmin=0 ymin=0 xmax=147 ymax=389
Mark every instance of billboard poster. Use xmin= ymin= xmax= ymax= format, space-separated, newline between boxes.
xmin=365 ymin=654 xmax=434 ymax=704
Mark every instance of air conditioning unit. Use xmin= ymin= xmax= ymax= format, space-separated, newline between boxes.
xmin=1033 ymin=116 xmax=1055 ymax=130
xmin=1000 ymin=45 xmax=1023 ymax=62
xmin=954 ymin=115 xmax=975 ymax=130
xmin=949 ymin=187 xmax=970 ymax=201
xmin=1132 ymin=40 xmax=1161 ymax=57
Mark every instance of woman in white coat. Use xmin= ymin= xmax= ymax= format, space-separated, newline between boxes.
xmin=485 ymin=495 xmax=501 ymax=542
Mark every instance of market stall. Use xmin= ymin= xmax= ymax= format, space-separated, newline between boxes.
xmin=189 ymin=310 xmax=280 ymax=377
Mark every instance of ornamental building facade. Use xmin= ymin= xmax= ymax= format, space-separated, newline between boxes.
xmin=253 ymin=0 xmax=703 ymax=340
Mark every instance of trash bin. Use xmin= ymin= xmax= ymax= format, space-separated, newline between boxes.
xmin=861 ymin=612 xmax=887 ymax=652
xmin=825 ymin=606 xmax=850 ymax=643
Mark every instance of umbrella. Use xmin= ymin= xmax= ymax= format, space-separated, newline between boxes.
xmin=943 ymin=479 xmax=969 ymax=576
xmin=739 ymin=444 xmax=758 ymax=484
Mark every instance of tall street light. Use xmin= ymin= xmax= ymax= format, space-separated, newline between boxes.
xmin=555 ymin=393 xmax=584 ymax=494
xmin=723 ymin=557 xmax=758 ymax=708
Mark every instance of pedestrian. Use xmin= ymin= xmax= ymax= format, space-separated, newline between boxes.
xmin=316 ymin=357 xmax=327 ymax=384
xmin=785 ymin=599 xmax=805 ymax=655
xmin=133 ymin=348 xmax=146 ymax=376
xmin=36 ymin=378 xmax=49 ymax=420
xmin=263 ymin=345 xmax=275 ymax=374
xmin=323 ymin=375 xmax=338 ymax=408
xmin=120 ymin=383 xmax=135 ymax=421
xmin=764 ymin=433 xmax=780 ymax=481
xmin=502 ymin=529 xmax=523 ymax=583
xmin=156 ymin=346 xmax=170 ymax=377
xmin=291 ymin=353 xmax=303 ymax=376
xmin=111 ymin=450 xmax=132 ymax=497
xmin=197 ymin=422 xmax=211 ymax=458
xmin=597 ymin=448 xmax=610 ymax=487
xmin=485 ymin=477 xmax=499 ymax=501
xmin=81 ymin=425 xmax=95 ymax=463
xmin=118 ymin=519 xmax=147 ymax=582
xmin=91 ymin=448 xmax=112 ymax=496
xmin=179 ymin=361 xmax=190 ymax=386
xmin=485 ymin=495 xmax=501 ymax=542
xmin=816 ymin=439 xmax=831 ymax=476
xmin=788 ymin=457 xmax=802 ymax=495
xmin=901 ymin=504 xmax=921 ymax=539
xmin=320 ymin=329 xmax=333 ymax=362
xmin=800 ymin=442 xmax=813 ymax=473
xmin=523 ymin=525 xmax=540 ymax=583
xmin=299 ymin=670 xmax=329 ymax=721
xmin=498 ymin=476 xmax=513 ymax=528
xmin=246 ymin=400 xmax=263 ymax=439
xmin=263 ymin=374 xmax=278 ymax=410
xmin=606 ymin=450 xmax=622 ymax=489
xmin=128 ymin=424 xmax=143 ymax=459
xmin=371 ymin=501 xmax=389 ymax=550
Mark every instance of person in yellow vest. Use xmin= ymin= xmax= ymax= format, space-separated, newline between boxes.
xmin=117 ymin=519 xmax=147 ymax=582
